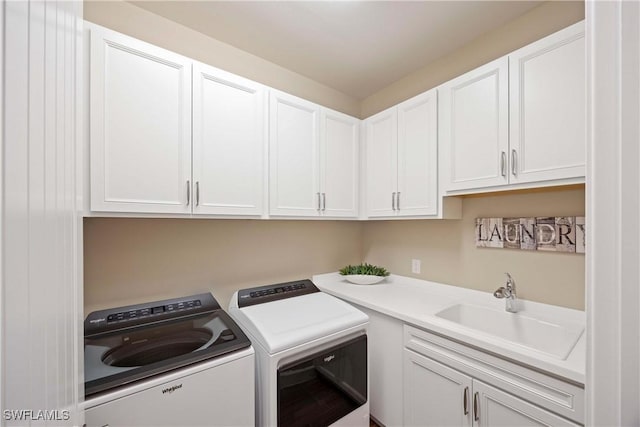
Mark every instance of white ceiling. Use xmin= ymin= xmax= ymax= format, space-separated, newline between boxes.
xmin=130 ymin=1 xmax=542 ymax=100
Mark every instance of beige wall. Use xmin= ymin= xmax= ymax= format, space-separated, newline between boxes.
xmin=363 ymin=187 xmax=586 ymax=310
xmin=84 ymin=188 xmax=586 ymax=314
xmin=84 ymin=219 xmax=363 ymax=314
xmin=360 ymin=1 xmax=585 ymax=118
xmin=83 ymin=0 xmax=361 ymax=117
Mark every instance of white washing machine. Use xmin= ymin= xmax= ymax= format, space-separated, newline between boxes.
xmin=83 ymin=293 xmax=255 ymax=427
xmin=229 ymin=279 xmax=369 ymax=427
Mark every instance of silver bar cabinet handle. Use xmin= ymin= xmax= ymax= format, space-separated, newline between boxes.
xmin=322 ymin=193 xmax=326 ymax=211
xmin=186 ymin=180 xmax=190 ymax=205
xmin=501 ymin=151 xmax=506 ymax=177
xmin=511 ymin=149 xmax=517 ymax=176
xmin=196 ymin=181 xmax=200 ymax=206
xmin=392 ymin=192 xmax=396 ymax=210
xmin=474 ymin=392 xmax=480 ymax=421
xmin=396 ymin=192 xmax=401 ymax=210
xmin=317 ymin=192 xmax=321 ymax=211
xmin=463 ymin=386 xmax=469 ymax=415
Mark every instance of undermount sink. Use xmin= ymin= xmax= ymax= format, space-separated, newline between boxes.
xmin=435 ymin=304 xmax=584 ymax=360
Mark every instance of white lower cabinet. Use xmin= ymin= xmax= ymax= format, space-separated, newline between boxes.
xmin=404 ymin=350 xmax=473 ymax=426
xmin=404 ymin=350 xmax=580 ymax=427
xmin=473 ymin=380 xmax=579 ymax=427
xmin=403 ymin=325 xmax=584 ymax=426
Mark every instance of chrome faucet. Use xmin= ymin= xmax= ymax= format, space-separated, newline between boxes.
xmin=494 ymin=272 xmax=518 ymax=313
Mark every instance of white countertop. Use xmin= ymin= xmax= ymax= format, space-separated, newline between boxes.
xmin=312 ymin=272 xmax=586 ymax=385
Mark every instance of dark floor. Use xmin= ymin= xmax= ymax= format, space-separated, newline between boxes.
xmin=370 ymin=418 xmax=381 ymax=427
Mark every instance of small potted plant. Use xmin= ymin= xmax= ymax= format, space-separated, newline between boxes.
xmin=339 ymin=263 xmax=390 ymax=285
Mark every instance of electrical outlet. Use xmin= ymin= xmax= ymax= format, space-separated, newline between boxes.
xmin=411 ymin=259 xmax=421 ymax=274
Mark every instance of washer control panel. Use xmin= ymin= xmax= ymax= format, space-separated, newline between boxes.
xmin=106 ymin=298 xmax=202 ymax=323
xmin=84 ymin=293 xmax=219 ymax=337
xmin=237 ymin=279 xmax=319 ymax=308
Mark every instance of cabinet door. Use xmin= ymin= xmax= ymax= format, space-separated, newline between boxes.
xmin=269 ymin=90 xmax=320 ymax=216
xmin=509 ymin=21 xmax=585 ymax=184
xmin=473 ymin=380 xmax=580 ymax=427
xmin=397 ymin=89 xmax=438 ymax=216
xmin=320 ymin=109 xmax=359 ymax=218
xmin=192 ymin=62 xmax=265 ymax=216
xmin=365 ymin=107 xmax=397 ymax=217
xmin=439 ymin=57 xmax=509 ymax=192
xmin=404 ymin=350 xmax=473 ymax=427
xmin=89 ymin=24 xmax=192 ymax=213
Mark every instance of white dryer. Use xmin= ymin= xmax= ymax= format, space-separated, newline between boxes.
xmin=229 ymin=279 xmax=369 ymax=427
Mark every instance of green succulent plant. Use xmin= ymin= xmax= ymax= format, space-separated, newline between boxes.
xmin=339 ymin=263 xmax=390 ymax=277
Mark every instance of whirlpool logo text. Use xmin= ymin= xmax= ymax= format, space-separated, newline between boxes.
xmin=162 ymin=384 xmax=183 ymax=395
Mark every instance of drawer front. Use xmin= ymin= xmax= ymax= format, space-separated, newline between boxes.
xmin=403 ymin=325 xmax=584 ymax=424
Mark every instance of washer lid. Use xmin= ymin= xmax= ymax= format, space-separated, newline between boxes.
xmin=237 ymin=292 xmax=368 ymax=354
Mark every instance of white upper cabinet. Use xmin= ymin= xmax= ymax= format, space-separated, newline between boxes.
xmin=269 ymin=90 xmax=320 ymax=216
xmin=87 ymin=21 xmax=584 ymax=218
xmin=269 ymin=90 xmax=359 ymax=218
xmin=88 ymin=24 xmax=267 ymax=217
xmin=509 ymin=21 xmax=585 ymax=184
xmin=89 ymin=24 xmax=192 ymax=213
xmin=320 ymin=109 xmax=360 ymax=217
xmin=397 ymin=90 xmax=438 ymax=216
xmin=365 ymin=107 xmax=397 ymax=217
xmin=192 ymin=62 xmax=266 ymax=215
xmin=365 ymin=89 xmax=438 ymax=218
xmin=440 ymin=22 xmax=585 ymax=194
xmin=439 ymin=57 xmax=509 ymax=192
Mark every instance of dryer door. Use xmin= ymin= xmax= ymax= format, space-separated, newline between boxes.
xmin=277 ymin=335 xmax=367 ymax=427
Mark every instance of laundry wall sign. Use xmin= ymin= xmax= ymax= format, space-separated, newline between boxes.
xmin=475 ymin=217 xmax=585 ymax=253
